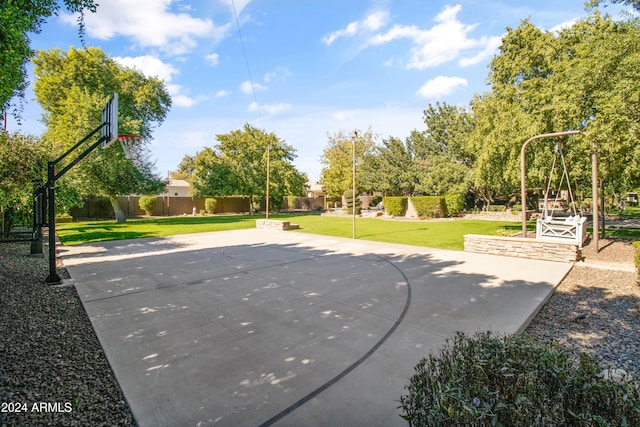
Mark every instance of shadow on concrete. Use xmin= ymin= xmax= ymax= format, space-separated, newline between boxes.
xmin=64 ymin=233 xmax=569 ymax=427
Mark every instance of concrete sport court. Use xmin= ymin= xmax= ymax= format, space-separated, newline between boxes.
xmin=59 ymin=228 xmax=571 ymax=426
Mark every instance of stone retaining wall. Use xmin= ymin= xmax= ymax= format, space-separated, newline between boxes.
xmin=255 ymin=220 xmax=299 ymax=231
xmin=464 ymin=234 xmax=580 ymax=263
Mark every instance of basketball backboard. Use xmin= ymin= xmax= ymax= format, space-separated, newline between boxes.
xmin=101 ymin=93 xmax=118 ymax=147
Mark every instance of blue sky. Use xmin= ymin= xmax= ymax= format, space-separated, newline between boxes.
xmin=11 ymin=0 xmax=631 ymax=181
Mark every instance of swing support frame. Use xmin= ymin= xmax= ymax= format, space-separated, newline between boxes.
xmin=520 ymin=130 xmax=600 ymax=252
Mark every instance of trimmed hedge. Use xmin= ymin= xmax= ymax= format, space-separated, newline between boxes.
xmin=487 ymin=204 xmax=506 ymax=212
xmin=138 ymin=196 xmax=157 ymax=216
xmin=343 ymin=189 xmax=361 ymax=215
xmin=399 ymin=331 xmax=640 ymax=426
xmin=412 ymin=196 xmax=447 ymax=218
xmin=205 ymin=198 xmax=217 ymax=214
xmin=444 ymin=193 xmax=465 ymax=217
xmin=384 ymin=197 xmax=408 ymax=216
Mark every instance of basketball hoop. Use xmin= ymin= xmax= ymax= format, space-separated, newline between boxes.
xmin=117 ymin=134 xmax=141 ymax=160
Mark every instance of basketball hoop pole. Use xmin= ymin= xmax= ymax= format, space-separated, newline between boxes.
xmin=42 ymin=93 xmax=118 ymax=285
xmin=44 ymin=128 xmax=110 ymax=285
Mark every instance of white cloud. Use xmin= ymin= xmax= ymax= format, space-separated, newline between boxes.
xmin=114 ymin=55 xmax=178 ymax=82
xmin=264 ymin=66 xmax=292 ymax=83
xmin=326 ymin=5 xmax=499 ymax=71
xmin=216 ymin=90 xmax=231 ymax=97
xmin=61 ymin=0 xmax=230 ymax=55
xmin=182 ymin=131 xmax=208 ymax=148
xmin=248 ymin=102 xmax=291 ymax=115
xmin=241 ymin=80 xmax=267 ymax=94
xmin=219 ymin=0 xmax=252 ymax=15
xmin=416 ymin=76 xmax=468 ymax=99
xmin=458 ymin=35 xmax=502 ymax=66
xmin=333 ymin=111 xmax=353 ymax=121
xmin=205 ymin=53 xmax=220 ymax=66
xmin=550 ymin=19 xmax=578 ymax=33
xmin=114 ymin=55 xmax=198 ymax=108
xmin=322 ymin=10 xmax=390 ymax=45
xmin=370 ymin=5 xmax=481 ymax=69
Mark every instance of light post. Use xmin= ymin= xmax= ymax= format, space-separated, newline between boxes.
xmin=351 ymin=131 xmax=357 ymax=239
xmin=266 ymin=144 xmax=270 ymax=219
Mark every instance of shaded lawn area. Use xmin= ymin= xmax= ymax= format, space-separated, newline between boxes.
xmin=56 ymin=215 xmax=258 ymax=245
xmin=57 ymin=213 xmax=529 ymax=250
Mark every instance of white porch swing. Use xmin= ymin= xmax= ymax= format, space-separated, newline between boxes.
xmin=535 ymin=141 xmax=587 ymax=247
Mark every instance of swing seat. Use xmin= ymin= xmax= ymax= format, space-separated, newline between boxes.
xmin=536 ymin=216 xmax=587 ymax=248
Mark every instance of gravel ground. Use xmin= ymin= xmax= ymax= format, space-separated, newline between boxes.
xmin=0 ymin=242 xmax=136 ymax=427
xmin=1 ymin=236 xmax=638 ymax=426
xmin=523 ymin=238 xmax=640 ymax=379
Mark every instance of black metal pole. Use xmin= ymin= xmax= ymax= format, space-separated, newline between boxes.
xmin=45 ymin=162 xmax=61 ymax=284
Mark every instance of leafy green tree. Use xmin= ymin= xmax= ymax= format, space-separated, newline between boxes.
xmin=0 ymin=0 xmax=97 ymax=114
xmin=469 ymin=14 xmax=640 ymax=210
xmin=585 ymin=0 xmax=640 ymax=12
xmin=33 ymin=47 xmax=171 ymax=222
xmin=410 ymin=103 xmax=475 ymax=197
xmin=188 ymin=124 xmax=307 ymax=214
xmin=360 ymin=136 xmax=417 ymax=196
xmin=0 ymin=132 xmax=49 ymax=231
xmin=319 ymin=129 xmax=376 ymax=197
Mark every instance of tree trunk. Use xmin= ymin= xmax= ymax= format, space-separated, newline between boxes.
xmin=108 ymin=195 xmax=126 ymax=223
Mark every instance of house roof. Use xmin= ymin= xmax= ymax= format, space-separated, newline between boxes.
xmin=167 ymin=179 xmax=190 ymax=187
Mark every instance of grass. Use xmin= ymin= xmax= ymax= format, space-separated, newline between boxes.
xmin=56 ymin=213 xmax=531 ymax=250
xmin=56 ymin=215 xmax=257 ymax=245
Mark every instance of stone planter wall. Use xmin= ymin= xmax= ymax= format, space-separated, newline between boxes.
xmin=464 ymin=234 xmax=580 ymax=263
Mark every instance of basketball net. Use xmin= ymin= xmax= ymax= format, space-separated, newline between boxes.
xmin=117 ymin=134 xmax=141 ymax=161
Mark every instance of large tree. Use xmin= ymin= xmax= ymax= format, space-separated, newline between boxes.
xmin=0 ymin=132 xmax=50 ymax=231
xmin=33 ymin=47 xmax=171 ymax=222
xmin=411 ymin=103 xmax=475 ymax=197
xmin=470 ymin=14 xmax=640 ymax=207
xmin=188 ymin=124 xmax=307 ymax=213
xmin=0 ymin=0 xmax=97 ymax=115
xmin=319 ymin=129 xmax=376 ymax=197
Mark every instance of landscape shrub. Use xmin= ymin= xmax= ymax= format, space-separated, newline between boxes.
xmin=487 ymin=204 xmax=506 ymax=212
xmin=138 ymin=196 xmax=157 ymax=216
xmin=411 ymin=196 xmax=446 ymax=218
xmin=205 ymin=198 xmax=217 ymax=214
xmin=383 ymin=197 xmax=407 ymax=216
xmin=444 ymin=193 xmax=465 ymax=217
xmin=343 ymin=189 xmax=361 ymax=215
xmin=582 ymin=198 xmax=593 ymax=210
xmin=287 ymin=195 xmax=299 ymax=210
xmin=399 ymin=331 xmax=640 ymax=427
xmin=371 ymin=196 xmax=383 ymax=207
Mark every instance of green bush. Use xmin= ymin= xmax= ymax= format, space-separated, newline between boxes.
xmin=205 ymin=198 xmax=217 ymax=214
xmin=399 ymin=331 xmax=640 ymax=426
xmin=634 ymin=241 xmax=640 ymax=279
xmin=343 ymin=189 xmax=361 ymax=215
xmin=138 ymin=196 xmax=157 ymax=216
xmin=287 ymin=195 xmax=299 ymax=210
xmin=411 ymin=196 xmax=447 ymax=218
xmin=444 ymin=193 xmax=465 ymax=217
xmin=487 ymin=204 xmax=506 ymax=212
xmin=384 ymin=196 xmax=408 ymax=216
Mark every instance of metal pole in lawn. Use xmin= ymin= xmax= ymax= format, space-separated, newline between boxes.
xmin=352 ymin=131 xmax=357 ymax=239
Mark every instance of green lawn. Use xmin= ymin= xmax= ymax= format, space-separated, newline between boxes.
xmin=57 ymin=213 xmax=530 ymax=250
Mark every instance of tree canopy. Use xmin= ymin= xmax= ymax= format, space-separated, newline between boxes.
xmin=184 ymin=124 xmax=307 ymax=213
xmin=319 ymin=129 xmax=376 ymax=198
xmin=32 ymin=47 xmax=172 ymax=222
xmin=0 ymin=0 xmax=97 ymax=115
